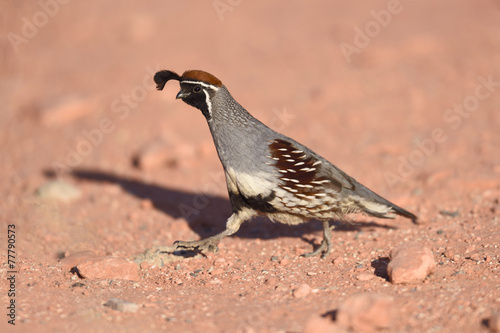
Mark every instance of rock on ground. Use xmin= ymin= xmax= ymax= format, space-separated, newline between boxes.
xmin=133 ymin=138 xmax=175 ymax=170
xmin=133 ymin=137 xmax=196 ymax=170
xmin=356 ymin=272 xmax=375 ymax=281
xmin=387 ymin=242 xmax=436 ymax=284
xmin=293 ymin=283 xmax=311 ymax=298
xmin=76 ymin=256 xmax=141 ymax=281
xmin=336 ymin=293 xmax=394 ymax=333
xmin=59 ymin=251 xmax=96 ymax=270
xmin=103 ymin=298 xmax=140 ymax=313
xmin=35 ymin=180 xmax=82 ymax=203
xmin=40 ymin=97 xmax=96 ymax=126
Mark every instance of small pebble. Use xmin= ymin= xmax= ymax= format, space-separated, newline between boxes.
xmin=443 ymin=249 xmax=454 ymax=258
xmin=356 ymin=273 xmax=374 ymax=281
xmin=140 ymin=261 xmax=153 ymax=270
xmin=264 ymin=277 xmax=278 ymax=286
xmin=133 ymin=139 xmax=174 ymax=170
xmin=279 ymin=258 xmax=290 ymax=265
xmin=210 ymin=269 xmax=223 ymax=275
xmin=293 ymin=283 xmax=311 ymax=298
xmin=140 ymin=199 xmax=153 ymax=210
xmin=469 ymin=253 xmax=482 ymax=262
xmin=70 ymin=282 xmax=86 ymax=289
xmin=275 ymin=284 xmax=287 ymax=292
xmin=35 ymin=180 xmax=82 ymax=203
xmin=439 ymin=210 xmax=459 ymax=217
xmin=104 ymin=298 xmax=140 ymax=313
xmin=332 ymin=257 xmax=344 ymax=266
xmin=210 ymin=278 xmax=222 ymax=284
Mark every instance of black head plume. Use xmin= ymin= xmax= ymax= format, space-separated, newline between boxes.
xmin=154 ymin=70 xmax=181 ymax=91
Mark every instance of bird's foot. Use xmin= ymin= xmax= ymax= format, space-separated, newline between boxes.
xmin=143 ymin=245 xmax=175 ymax=258
xmin=174 ymin=238 xmax=219 ymax=254
xmin=302 ymin=240 xmax=330 ymax=259
xmin=302 ymin=221 xmax=334 ymax=259
xmin=302 ymin=232 xmax=333 ymax=259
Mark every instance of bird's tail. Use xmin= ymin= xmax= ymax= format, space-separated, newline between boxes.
xmin=349 ymin=183 xmax=418 ymax=223
xmin=357 ymin=199 xmax=417 ymax=224
xmin=390 ymin=204 xmax=418 ymax=223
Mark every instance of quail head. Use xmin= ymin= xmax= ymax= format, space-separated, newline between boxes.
xmin=154 ymin=69 xmax=417 ymax=258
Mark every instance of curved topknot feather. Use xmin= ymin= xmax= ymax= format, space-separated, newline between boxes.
xmin=154 ymin=70 xmax=181 ymax=90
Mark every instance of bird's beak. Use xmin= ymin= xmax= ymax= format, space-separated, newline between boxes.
xmin=176 ymin=91 xmax=190 ymax=99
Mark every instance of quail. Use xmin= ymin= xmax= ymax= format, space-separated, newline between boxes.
xmin=154 ymin=69 xmax=417 ymax=258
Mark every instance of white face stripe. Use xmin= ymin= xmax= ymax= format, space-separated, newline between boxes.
xmin=203 ymin=89 xmax=212 ymax=120
xmin=181 ymin=80 xmax=220 ymax=91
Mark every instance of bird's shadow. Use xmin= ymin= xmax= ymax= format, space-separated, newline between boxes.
xmin=47 ymin=168 xmax=394 ymax=241
xmin=321 ymin=309 xmax=337 ymax=321
xmin=371 ymin=256 xmax=391 ymax=280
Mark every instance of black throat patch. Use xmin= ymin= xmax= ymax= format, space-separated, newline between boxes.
xmin=180 ymin=83 xmax=212 ymax=121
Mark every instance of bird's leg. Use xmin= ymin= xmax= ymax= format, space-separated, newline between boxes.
xmin=174 ymin=212 xmax=245 ymax=254
xmin=302 ymin=220 xmax=333 ymax=258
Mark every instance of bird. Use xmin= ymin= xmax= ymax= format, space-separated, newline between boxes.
xmin=153 ymin=69 xmax=417 ymax=258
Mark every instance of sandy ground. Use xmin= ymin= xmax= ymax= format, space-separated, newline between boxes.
xmin=1 ymin=1 xmax=499 ymax=332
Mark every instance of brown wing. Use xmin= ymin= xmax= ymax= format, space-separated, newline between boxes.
xmin=268 ymin=139 xmax=342 ymax=200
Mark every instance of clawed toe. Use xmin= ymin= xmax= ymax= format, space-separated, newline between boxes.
xmin=174 ymin=240 xmax=219 ymax=253
xmin=301 ymin=220 xmax=333 ymax=258
xmin=302 ymin=243 xmax=329 ymax=258
xmin=302 ymin=238 xmax=331 ymax=259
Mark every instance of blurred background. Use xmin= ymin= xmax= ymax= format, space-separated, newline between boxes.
xmin=1 ymin=1 xmax=500 ymax=332
xmin=1 ymin=0 xmax=499 ymax=260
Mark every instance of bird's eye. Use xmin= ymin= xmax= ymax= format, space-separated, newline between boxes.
xmin=193 ymin=86 xmax=202 ymax=93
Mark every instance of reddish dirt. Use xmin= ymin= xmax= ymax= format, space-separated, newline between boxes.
xmin=1 ymin=1 xmax=499 ymax=332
